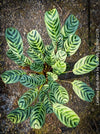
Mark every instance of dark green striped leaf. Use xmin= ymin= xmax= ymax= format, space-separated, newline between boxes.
xmin=18 ymin=88 xmax=38 ymax=109
xmin=43 ymin=95 xmax=53 ymax=114
xmin=61 ymin=14 xmax=79 ymax=40
xmin=30 ymin=102 xmax=46 ymax=129
xmin=72 ymin=80 xmax=95 ymax=102
xmin=5 ymin=27 xmax=23 ymax=55
xmin=73 ymin=55 xmax=99 ymax=75
xmin=45 ymin=8 xmax=60 ymax=43
xmin=27 ymin=47 xmax=44 ymax=64
xmin=53 ymin=103 xmax=80 ymax=128
xmin=7 ymin=106 xmax=33 ymax=124
xmin=57 ymin=33 xmax=64 ymax=50
xmin=64 ymin=34 xmax=81 ymax=56
xmin=1 ymin=70 xmax=26 ymax=84
xmin=30 ymin=62 xmax=44 ymax=72
xmin=27 ymin=30 xmax=45 ymax=54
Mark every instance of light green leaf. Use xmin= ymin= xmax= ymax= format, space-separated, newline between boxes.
xmin=45 ymin=8 xmax=60 ymax=43
xmin=49 ymin=81 xmax=69 ymax=104
xmin=72 ymin=80 xmax=95 ymax=102
xmin=27 ymin=30 xmax=45 ymax=54
xmin=5 ymin=27 xmax=23 ymax=55
xmin=30 ymin=102 xmax=46 ymax=129
xmin=52 ymin=61 xmax=66 ymax=75
xmin=53 ymin=103 xmax=80 ymax=128
xmin=47 ymin=72 xmax=58 ymax=82
xmin=57 ymin=33 xmax=64 ymax=50
xmin=18 ymin=88 xmax=38 ymax=109
xmin=30 ymin=62 xmax=44 ymax=72
xmin=61 ymin=14 xmax=79 ymax=40
xmin=7 ymin=106 xmax=33 ymax=124
xmin=1 ymin=70 xmax=26 ymax=84
xmin=64 ymin=34 xmax=81 ymax=56
xmin=56 ymin=50 xmax=67 ymax=62
xmin=73 ymin=55 xmax=99 ymax=75
xmin=27 ymin=47 xmax=44 ymax=64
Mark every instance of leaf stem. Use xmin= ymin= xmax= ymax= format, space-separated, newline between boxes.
xmin=63 ymin=70 xmax=73 ymax=74
xmin=58 ymin=79 xmax=71 ymax=84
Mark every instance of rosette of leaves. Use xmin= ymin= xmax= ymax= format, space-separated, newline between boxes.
xmin=1 ymin=8 xmax=99 ymax=129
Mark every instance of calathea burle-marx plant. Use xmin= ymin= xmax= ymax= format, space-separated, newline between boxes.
xmin=1 ymin=8 xmax=99 ymax=129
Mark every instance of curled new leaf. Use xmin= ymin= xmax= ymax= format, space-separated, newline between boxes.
xmin=72 ymin=80 xmax=95 ymax=102
xmin=53 ymin=103 xmax=80 ymax=128
xmin=61 ymin=14 xmax=79 ymax=40
xmin=52 ymin=61 xmax=66 ymax=75
xmin=45 ymin=8 xmax=60 ymax=43
xmin=73 ymin=55 xmax=99 ymax=75
xmin=5 ymin=27 xmax=23 ymax=55
xmin=27 ymin=30 xmax=45 ymax=54
xmin=1 ymin=70 xmax=26 ymax=84
xmin=7 ymin=106 xmax=33 ymax=124
xmin=18 ymin=88 xmax=38 ymax=109
xmin=30 ymin=102 xmax=46 ymax=129
xmin=64 ymin=34 xmax=81 ymax=56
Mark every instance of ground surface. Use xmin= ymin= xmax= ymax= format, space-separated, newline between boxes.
xmin=0 ymin=0 xmax=100 ymax=134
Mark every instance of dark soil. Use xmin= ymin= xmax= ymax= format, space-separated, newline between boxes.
xmin=0 ymin=0 xmax=100 ymax=134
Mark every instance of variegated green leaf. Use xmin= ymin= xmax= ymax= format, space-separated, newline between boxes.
xmin=7 ymin=106 xmax=33 ymax=124
xmin=6 ymin=49 xmax=25 ymax=66
xmin=27 ymin=47 xmax=44 ymax=64
xmin=72 ymin=80 xmax=95 ymax=102
xmin=45 ymin=8 xmax=60 ymax=43
xmin=20 ymin=55 xmax=32 ymax=65
xmin=49 ymin=81 xmax=69 ymax=104
xmin=45 ymin=44 xmax=56 ymax=66
xmin=47 ymin=72 xmax=58 ymax=82
xmin=30 ymin=62 xmax=44 ymax=72
xmin=53 ymin=103 xmax=80 ymax=128
xmin=61 ymin=14 xmax=79 ymax=40
xmin=73 ymin=55 xmax=99 ymax=75
xmin=57 ymin=33 xmax=64 ymax=50
xmin=64 ymin=34 xmax=81 ymax=56
xmin=39 ymin=84 xmax=49 ymax=102
xmin=1 ymin=70 xmax=26 ymax=84
xmin=43 ymin=95 xmax=53 ymax=114
xmin=30 ymin=102 xmax=46 ymax=129
xmin=18 ymin=88 xmax=38 ymax=109
xmin=20 ymin=74 xmax=46 ymax=88
xmin=52 ymin=61 xmax=66 ymax=75
xmin=27 ymin=30 xmax=45 ymax=54
xmin=5 ymin=27 xmax=23 ymax=55
xmin=56 ymin=50 xmax=67 ymax=62
xmin=49 ymin=90 xmax=57 ymax=103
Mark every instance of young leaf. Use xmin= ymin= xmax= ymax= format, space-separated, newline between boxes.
xmin=73 ymin=55 xmax=99 ymax=75
xmin=30 ymin=62 xmax=44 ymax=72
xmin=56 ymin=50 xmax=67 ymax=62
xmin=27 ymin=47 xmax=44 ymax=64
xmin=50 ymin=81 xmax=69 ymax=104
xmin=72 ymin=80 xmax=95 ymax=102
xmin=47 ymin=72 xmax=58 ymax=82
xmin=7 ymin=106 xmax=33 ymax=124
xmin=27 ymin=30 xmax=45 ymax=54
xmin=57 ymin=33 xmax=64 ymax=50
xmin=43 ymin=95 xmax=53 ymax=114
xmin=30 ymin=102 xmax=46 ymax=129
xmin=64 ymin=34 xmax=81 ymax=56
xmin=44 ymin=8 xmax=60 ymax=43
xmin=52 ymin=61 xmax=66 ymax=75
xmin=61 ymin=14 xmax=79 ymax=40
xmin=1 ymin=70 xmax=26 ymax=84
xmin=6 ymin=49 xmax=26 ymax=66
xmin=5 ymin=27 xmax=23 ymax=55
xmin=53 ymin=103 xmax=80 ymax=128
xmin=18 ymin=88 xmax=38 ymax=109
